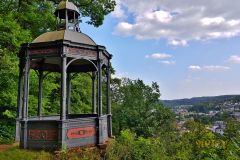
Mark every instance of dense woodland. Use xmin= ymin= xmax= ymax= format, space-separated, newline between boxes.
xmin=163 ymin=95 xmax=240 ymax=107
xmin=0 ymin=0 xmax=240 ymax=159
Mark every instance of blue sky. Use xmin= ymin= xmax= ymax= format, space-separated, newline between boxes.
xmin=81 ymin=0 xmax=240 ymax=100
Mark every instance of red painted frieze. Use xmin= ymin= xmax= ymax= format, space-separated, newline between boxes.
xmin=66 ymin=47 xmax=97 ymax=57
xmin=29 ymin=48 xmax=60 ymax=55
xmin=67 ymin=127 xmax=96 ymax=139
xmin=28 ymin=129 xmax=58 ymax=141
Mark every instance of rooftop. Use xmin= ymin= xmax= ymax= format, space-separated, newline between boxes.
xmin=32 ymin=30 xmax=96 ymax=45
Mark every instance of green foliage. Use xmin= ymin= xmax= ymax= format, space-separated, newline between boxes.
xmin=224 ymin=118 xmax=240 ymax=138
xmin=0 ymin=15 xmax=31 ymax=51
xmin=112 ymin=78 xmax=175 ymax=137
xmin=0 ymin=122 xmax=15 ymax=144
xmin=106 ymin=129 xmax=167 ymax=160
xmin=106 ymin=120 xmax=238 ymax=160
xmin=17 ymin=0 xmax=56 ymax=38
xmin=70 ymin=74 xmax=92 ymax=114
xmin=179 ymin=120 xmax=240 ymax=160
xmin=0 ymin=52 xmax=18 ymax=116
xmin=0 ymin=0 xmax=56 ymax=143
xmin=189 ymin=102 xmax=219 ymax=113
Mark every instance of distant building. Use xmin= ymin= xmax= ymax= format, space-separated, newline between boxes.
xmin=215 ymin=126 xmax=224 ymax=135
xmin=211 ymin=121 xmax=226 ymax=135
xmin=231 ymin=112 xmax=240 ymax=121
xmin=234 ymin=104 xmax=240 ymax=111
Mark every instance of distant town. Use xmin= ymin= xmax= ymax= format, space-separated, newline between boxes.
xmin=163 ymin=95 xmax=240 ymax=135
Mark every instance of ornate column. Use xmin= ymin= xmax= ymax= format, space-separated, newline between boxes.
xmin=21 ymin=52 xmax=30 ymax=149
xmin=22 ymin=57 xmax=30 ymax=120
xmin=37 ymin=70 xmax=43 ymax=117
xmin=96 ymin=48 xmax=103 ymax=144
xmin=15 ymin=59 xmax=24 ymax=141
xmin=59 ymin=55 xmax=67 ymax=149
xmin=106 ymin=63 xmax=112 ymax=137
xmin=66 ymin=73 xmax=71 ymax=115
xmin=97 ymin=60 xmax=102 ymax=116
xmin=60 ymin=56 xmax=67 ymax=120
xmin=92 ymin=71 xmax=97 ymax=114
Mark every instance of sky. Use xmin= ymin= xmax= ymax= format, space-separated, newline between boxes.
xmin=81 ymin=0 xmax=240 ymax=100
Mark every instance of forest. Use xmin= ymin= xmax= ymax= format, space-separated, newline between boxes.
xmin=163 ymin=95 xmax=240 ymax=108
xmin=0 ymin=0 xmax=240 ymax=159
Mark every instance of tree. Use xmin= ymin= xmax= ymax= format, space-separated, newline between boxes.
xmin=111 ymin=78 xmax=175 ymax=137
xmin=17 ymin=0 xmax=116 ymax=27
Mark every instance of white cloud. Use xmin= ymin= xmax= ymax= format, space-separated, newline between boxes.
xmin=201 ymin=17 xmax=225 ymax=26
xmin=203 ymin=65 xmax=230 ymax=71
xmin=227 ymin=20 xmax=240 ymax=26
xmin=169 ymin=39 xmax=187 ymax=46
xmin=115 ymin=22 xmax=133 ymax=36
xmin=189 ymin=65 xmax=201 ymax=71
xmin=161 ymin=60 xmax=176 ymax=65
xmin=145 ymin=53 xmax=172 ymax=59
xmin=114 ymin=0 xmax=240 ymax=45
xmin=227 ymin=55 xmax=240 ymax=64
xmin=145 ymin=10 xmax=172 ymax=23
xmin=189 ymin=65 xmax=230 ymax=72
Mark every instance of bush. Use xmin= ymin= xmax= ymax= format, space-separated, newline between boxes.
xmin=106 ymin=129 xmax=168 ymax=160
xmin=0 ymin=122 xmax=15 ymax=144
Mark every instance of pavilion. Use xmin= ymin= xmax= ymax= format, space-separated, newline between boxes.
xmin=15 ymin=0 xmax=112 ymax=150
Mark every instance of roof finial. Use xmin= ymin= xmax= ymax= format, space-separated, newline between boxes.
xmin=55 ymin=0 xmax=80 ymax=32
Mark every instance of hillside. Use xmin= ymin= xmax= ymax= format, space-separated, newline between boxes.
xmin=162 ymin=95 xmax=240 ymax=107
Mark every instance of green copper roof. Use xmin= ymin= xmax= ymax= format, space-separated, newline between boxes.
xmin=32 ymin=30 xmax=96 ymax=45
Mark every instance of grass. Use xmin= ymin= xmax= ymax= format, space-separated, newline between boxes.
xmin=0 ymin=147 xmax=53 ymax=160
xmin=0 ymin=146 xmax=103 ymax=160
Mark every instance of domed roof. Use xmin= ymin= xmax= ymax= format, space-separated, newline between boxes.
xmin=32 ymin=30 xmax=96 ymax=45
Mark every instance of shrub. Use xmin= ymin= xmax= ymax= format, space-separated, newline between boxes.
xmin=0 ymin=122 xmax=15 ymax=144
xmin=106 ymin=129 xmax=168 ymax=160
